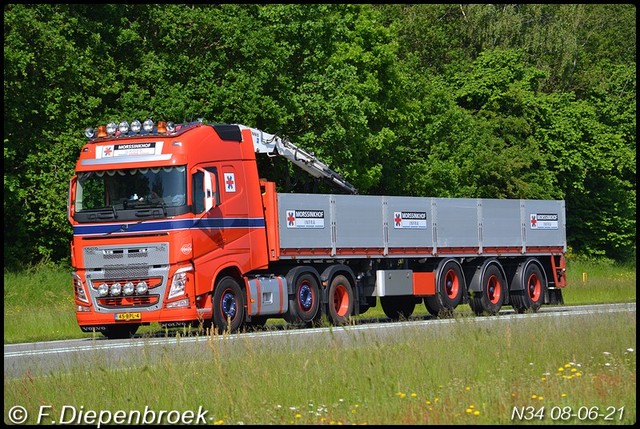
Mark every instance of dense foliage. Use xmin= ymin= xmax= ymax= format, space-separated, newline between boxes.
xmin=3 ymin=4 xmax=636 ymax=269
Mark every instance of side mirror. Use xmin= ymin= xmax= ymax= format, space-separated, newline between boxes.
xmin=203 ymin=170 xmax=217 ymax=211
xmin=68 ymin=176 xmax=77 ymax=221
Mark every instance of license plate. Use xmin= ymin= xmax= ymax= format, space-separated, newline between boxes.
xmin=114 ymin=312 xmax=141 ymax=321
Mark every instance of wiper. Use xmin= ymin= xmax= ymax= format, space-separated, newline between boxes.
xmin=79 ymin=207 xmax=118 ymax=220
xmin=103 ymin=219 xmax=143 ymax=236
xmin=134 ymin=201 xmax=167 ymax=218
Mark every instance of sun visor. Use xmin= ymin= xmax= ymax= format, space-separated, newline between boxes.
xmin=212 ymin=124 xmax=243 ymax=142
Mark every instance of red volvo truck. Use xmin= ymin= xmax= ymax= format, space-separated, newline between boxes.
xmin=68 ymin=119 xmax=567 ymax=338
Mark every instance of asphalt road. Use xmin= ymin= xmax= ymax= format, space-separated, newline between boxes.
xmin=4 ymin=303 xmax=636 ymax=379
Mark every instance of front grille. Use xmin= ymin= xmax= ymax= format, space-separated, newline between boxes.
xmin=83 ymin=242 xmax=170 ymax=313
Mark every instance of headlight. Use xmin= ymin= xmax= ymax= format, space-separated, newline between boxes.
xmin=168 ymin=266 xmax=192 ymax=299
xmin=73 ymin=274 xmax=89 ymax=303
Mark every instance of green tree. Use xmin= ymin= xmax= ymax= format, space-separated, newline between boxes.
xmin=4 ymin=4 xmax=121 ymax=267
xmin=3 ymin=4 xmax=636 ymax=268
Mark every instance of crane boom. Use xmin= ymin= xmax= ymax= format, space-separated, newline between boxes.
xmin=239 ymin=125 xmax=358 ymax=194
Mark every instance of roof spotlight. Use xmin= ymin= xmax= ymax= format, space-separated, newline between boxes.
xmin=106 ymin=122 xmax=117 ymax=135
xmin=143 ymin=119 xmax=154 ymax=132
xmin=130 ymin=120 xmax=142 ymax=133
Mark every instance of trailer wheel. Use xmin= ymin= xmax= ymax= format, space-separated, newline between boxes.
xmin=289 ymin=272 xmax=321 ymax=326
xmin=424 ymin=260 xmax=464 ymax=317
xmin=469 ymin=264 xmax=505 ymax=316
xmin=380 ymin=296 xmax=416 ymax=321
xmin=423 ymin=297 xmax=443 ymax=317
xmin=326 ymin=274 xmax=353 ymax=325
xmin=212 ymin=276 xmax=245 ymax=334
xmin=511 ymin=263 xmax=546 ymax=313
xmin=101 ymin=324 xmax=138 ymax=339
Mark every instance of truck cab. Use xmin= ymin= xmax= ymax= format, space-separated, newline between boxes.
xmin=69 ymin=119 xmax=269 ymax=338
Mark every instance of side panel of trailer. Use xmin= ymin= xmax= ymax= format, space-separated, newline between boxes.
xmin=277 ymin=194 xmax=566 ymax=258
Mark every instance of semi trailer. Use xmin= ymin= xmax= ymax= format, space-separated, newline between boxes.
xmin=68 ymin=119 xmax=566 ymax=338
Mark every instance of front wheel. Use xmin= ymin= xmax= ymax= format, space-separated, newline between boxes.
xmin=326 ymin=275 xmax=354 ymax=325
xmin=101 ymin=324 xmax=138 ymax=339
xmin=212 ymin=276 xmax=245 ymax=334
xmin=245 ymin=315 xmax=268 ymax=331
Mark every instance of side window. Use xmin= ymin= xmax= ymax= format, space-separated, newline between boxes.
xmin=192 ymin=167 xmax=219 ymax=213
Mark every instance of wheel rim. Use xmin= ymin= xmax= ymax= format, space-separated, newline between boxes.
xmin=444 ymin=269 xmax=460 ymax=299
xmin=298 ymin=280 xmax=314 ymax=312
xmin=487 ymin=275 xmax=502 ymax=304
xmin=332 ymin=284 xmax=349 ymax=317
xmin=527 ymin=273 xmax=542 ymax=302
xmin=221 ymin=289 xmax=237 ymax=320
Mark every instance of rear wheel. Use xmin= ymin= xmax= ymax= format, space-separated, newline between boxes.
xmin=380 ymin=296 xmax=416 ymax=320
xmin=512 ymin=262 xmax=547 ymax=313
xmin=102 ymin=324 xmax=138 ymax=339
xmin=212 ymin=276 xmax=245 ymax=334
xmin=424 ymin=260 xmax=464 ymax=317
xmin=288 ymin=272 xmax=321 ymax=326
xmin=326 ymin=275 xmax=354 ymax=325
xmin=469 ymin=264 xmax=505 ymax=316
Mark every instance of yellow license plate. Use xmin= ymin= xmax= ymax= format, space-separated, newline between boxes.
xmin=115 ymin=312 xmax=141 ymax=321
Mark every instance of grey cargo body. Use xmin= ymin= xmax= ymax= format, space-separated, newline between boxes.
xmin=277 ymin=194 xmax=566 ymax=258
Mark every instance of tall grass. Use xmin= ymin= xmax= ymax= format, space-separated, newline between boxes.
xmin=3 ymin=258 xmax=636 ymax=344
xmin=562 ymin=258 xmax=637 ymax=305
xmin=4 ymin=312 xmax=636 ymax=424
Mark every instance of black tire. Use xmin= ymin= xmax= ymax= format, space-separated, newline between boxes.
xmin=212 ymin=276 xmax=245 ymax=334
xmin=326 ymin=274 xmax=354 ymax=325
xmin=101 ymin=324 xmax=138 ymax=339
xmin=245 ymin=315 xmax=268 ymax=331
xmin=423 ymin=297 xmax=442 ymax=317
xmin=424 ymin=260 xmax=464 ymax=318
xmin=380 ymin=296 xmax=415 ymax=320
xmin=469 ymin=264 xmax=505 ymax=316
xmin=511 ymin=262 xmax=547 ymax=314
xmin=288 ymin=272 xmax=321 ymax=326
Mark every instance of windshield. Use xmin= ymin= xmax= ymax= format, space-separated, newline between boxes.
xmin=76 ymin=166 xmax=187 ymax=212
